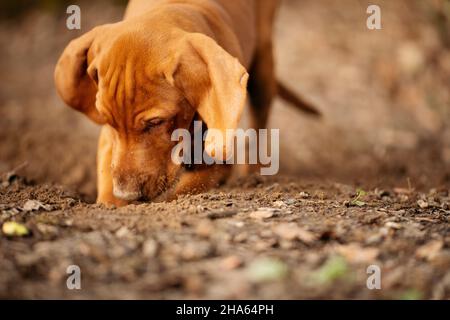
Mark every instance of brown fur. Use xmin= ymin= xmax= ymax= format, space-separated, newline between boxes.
xmin=55 ymin=0 xmax=316 ymax=206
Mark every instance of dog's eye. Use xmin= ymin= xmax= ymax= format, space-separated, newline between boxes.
xmin=143 ymin=118 xmax=165 ymax=131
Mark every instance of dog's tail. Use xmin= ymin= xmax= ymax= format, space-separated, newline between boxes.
xmin=277 ymin=81 xmax=321 ymax=117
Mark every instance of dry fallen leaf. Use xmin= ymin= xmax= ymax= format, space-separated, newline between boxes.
xmin=415 ymin=240 xmax=443 ymax=261
xmin=393 ymin=187 xmax=414 ymax=195
xmin=273 ymin=223 xmax=316 ymax=244
xmin=335 ymin=243 xmax=379 ymax=264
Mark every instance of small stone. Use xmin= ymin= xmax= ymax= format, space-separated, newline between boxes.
xmin=181 ymin=242 xmax=212 ymax=261
xmin=335 ymin=243 xmax=379 ymax=264
xmin=36 ymin=223 xmax=59 ymax=236
xmin=273 ymin=223 xmax=316 ymax=244
xmin=365 ymin=233 xmax=384 ymax=245
xmin=228 ymin=220 xmax=245 ymax=228
xmin=221 ymin=255 xmax=243 ymax=270
xmin=142 ymin=239 xmax=158 ymax=257
xmin=385 ymin=221 xmax=402 ymax=230
xmin=285 ymin=198 xmax=297 ymax=205
xmin=273 ymin=223 xmax=298 ymax=241
xmin=234 ymin=232 xmax=248 ymax=243
xmin=416 ymin=240 xmax=443 ymax=261
xmin=299 ymin=192 xmax=310 ymax=199
xmin=63 ymin=219 xmax=73 ymax=226
xmin=417 ymin=199 xmax=429 ymax=209
xmin=184 ymin=275 xmax=204 ymax=294
xmin=399 ymin=194 xmax=409 ymax=202
xmin=279 ymin=240 xmax=295 ymax=249
xmin=295 ymin=229 xmax=317 ymax=244
xmin=255 ymin=239 xmax=277 ymax=251
xmin=397 ymin=42 xmax=425 ymax=75
xmin=273 ymin=200 xmax=285 ymax=208
xmin=195 ymin=220 xmax=214 ymax=238
xmin=249 ymin=210 xmax=274 ymax=220
xmin=206 ymin=210 xmax=237 ymax=220
xmin=22 ymin=200 xmax=51 ymax=212
xmin=187 ymin=205 xmax=198 ymax=214
xmin=259 ymin=229 xmax=274 ymax=238
xmin=115 ymin=226 xmax=130 ymax=238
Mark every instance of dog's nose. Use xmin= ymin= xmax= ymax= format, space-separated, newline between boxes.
xmin=113 ymin=187 xmax=142 ymax=201
xmin=112 ymin=177 xmax=142 ymax=201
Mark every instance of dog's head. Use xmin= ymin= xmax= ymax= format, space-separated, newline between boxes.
xmin=54 ymin=22 xmax=248 ymax=201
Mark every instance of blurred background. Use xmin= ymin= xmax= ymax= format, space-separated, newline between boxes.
xmin=0 ymin=0 xmax=449 ymax=201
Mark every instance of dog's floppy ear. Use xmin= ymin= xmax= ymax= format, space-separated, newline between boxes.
xmin=54 ymin=27 xmax=105 ymax=124
xmin=166 ymin=33 xmax=249 ymax=160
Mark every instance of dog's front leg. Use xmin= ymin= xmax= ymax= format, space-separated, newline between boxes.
xmin=162 ymin=165 xmax=232 ymax=201
xmin=96 ymin=125 xmax=129 ymax=207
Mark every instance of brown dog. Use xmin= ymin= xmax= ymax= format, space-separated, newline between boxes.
xmin=55 ymin=0 xmax=319 ymax=206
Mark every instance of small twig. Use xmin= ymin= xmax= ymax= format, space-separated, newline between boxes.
xmin=1 ymin=161 xmax=28 ymax=178
xmin=407 ymin=177 xmax=413 ymax=193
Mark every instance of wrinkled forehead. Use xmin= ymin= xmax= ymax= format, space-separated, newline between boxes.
xmin=92 ymin=32 xmax=183 ymax=123
xmin=95 ymin=67 xmax=181 ymax=126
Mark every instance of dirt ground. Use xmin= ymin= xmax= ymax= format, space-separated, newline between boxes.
xmin=0 ymin=0 xmax=449 ymax=299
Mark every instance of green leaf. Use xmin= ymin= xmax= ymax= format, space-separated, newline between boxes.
xmin=349 ymin=188 xmax=367 ymax=206
xmin=399 ymin=289 xmax=423 ymax=300
xmin=311 ymin=255 xmax=349 ymax=285
xmin=352 ymin=200 xmax=366 ymax=207
xmin=247 ymin=257 xmax=289 ymax=282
